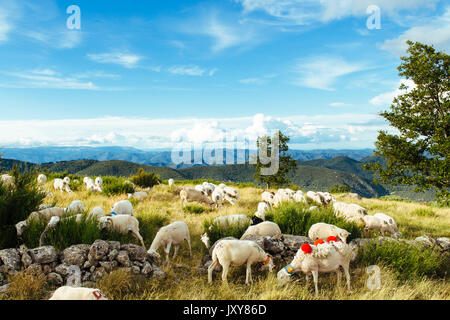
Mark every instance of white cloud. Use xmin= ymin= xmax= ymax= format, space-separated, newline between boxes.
xmin=87 ymin=52 xmax=143 ymax=68
xmin=168 ymin=65 xmax=217 ymax=76
xmin=293 ymin=56 xmax=367 ymax=90
xmin=239 ymin=78 xmax=266 ymax=85
xmin=370 ymin=79 xmax=416 ymax=106
xmin=380 ymin=8 xmax=450 ymax=56
xmin=330 ymin=102 xmax=353 ymax=107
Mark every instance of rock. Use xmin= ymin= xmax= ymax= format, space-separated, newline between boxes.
xmin=107 ymin=241 xmax=121 ymax=252
xmin=116 ymin=251 xmax=131 ymax=267
xmin=141 ymin=262 xmax=153 ymax=276
xmin=152 ymin=266 xmax=166 ymax=279
xmin=0 ymin=249 xmax=21 ymax=272
xmin=283 ymin=235 xmax=313 ymax=251
xmin=0 ymin=283 xmax=11 ymax=293
xmin=131 ymin=266 xmax=141 ymax=274
xmin=62 ymin=244 xmax=90 ymax=267
xmin=133 ymin=261 xmax=144 ymax=268
xmin=99 ymin=261 xmax=118 ymax=273
xmin=25 ymin=263 xmax=42 ymax=275
xmin=91 ymin=267 xmax=106 ymax=282
xmin=436 ymin=237 xmax=450 ymax=251
xmin=121 ymin=244 xmax=147 ymax=262
xmin=21 ymin=251 xmax=33 ymax=268
xmin=42 ymin=264 xmax=52 ymax=275
xmin=55 ymin=264 xmax=71 ymax=277
xmin=82 ymin=271 xmax=91 ymax=282
xmin=83 ymin=260 xmax=92 ymax=270
xmin=414 ymin=236 xmax=435 ymax=247
xmin=88 ymin=240 xmax=110 ymax=263
xmin=47 ymin=273 xmax=63 ymax=287
xmin=29 ymin=246 xmax=57 ymax=264
xmin=108 ymin=249 xmax=119 ymax=261
xmin=146 ymin=250 xmax=161 ymax=265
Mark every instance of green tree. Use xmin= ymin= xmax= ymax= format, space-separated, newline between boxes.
xmin=364 ymin=41 xmax=449 ymax=204
xmin=254 ymin=131 xmax=297 ymax=188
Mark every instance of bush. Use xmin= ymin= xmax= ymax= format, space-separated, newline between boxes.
xmin=358 ymin=240 xmax=449 ymax=280
xmin=3 ymin=269 xmax=47 ymax=300
xmin=131 ymin=168 xmax=161 ymax=188
xmin=103 ymin=178 xmax=135 ymax=196
xmin=265 ymin=202 xmax=362 ymax=241
xmin=203 ymin=218 xmax=251 ymax=245
xmin=0 ymin=166 xmax=46 ymax=249
xmin=329 ymin=184 xmax=351 ymax=193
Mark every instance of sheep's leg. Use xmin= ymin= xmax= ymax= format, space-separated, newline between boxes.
xmin=164 ymin=242 xmax=172 ymax=263
xmin=311 ymin=270 xmax=319 ymax=297
xmin=245 ymin=262 xmax=253 ymax=285
xmin=173 ymin=244 xmax=179 ymax=258
xmin=132 ymin=231 xmax=146 ymax=250
xmin=221 ymin=262 xmax=230 ymax=285
xmin=336 ymin=269 xmax=342 ymax=287
xmin=343 ymin=264 xmax=351 ymax=293
xmin=186 ymin=238 xmax=192 ymax=256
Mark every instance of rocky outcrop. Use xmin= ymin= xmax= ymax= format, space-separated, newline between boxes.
xmin=0 ymin=241 xmax=164 ymax=288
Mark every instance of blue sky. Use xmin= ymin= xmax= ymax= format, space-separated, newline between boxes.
xmin=0 ymin=0 xmax=448 ymax=150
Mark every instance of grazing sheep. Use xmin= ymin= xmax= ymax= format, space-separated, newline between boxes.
xmin=148 ymin=221 xmax=191 ymax=263
xmin=95 ymin=177 xmax=103 ymax=188
xmin=111 ymin=200 xmax=134 ymax=216
xmin=317 ymin=192 xmax=335 ymax=205
xmin=208 ymin=239 xmax=274 ymax=285
xmin=212 ymin=214 xmax=251 ymax=229
xmin=257 ymin=202 xmax=270 ymax=215
xmin=86 ymin=180 xmax=102 ymax=193
xmin=222 ymin=186 xmax=240 ymax=202
xmin=293 ymin=190 xmax=307 ymax=204
xmin=65 ymin=200 xmax=85 ymax=215
xmin=273 ymin=189 xmax=292 ymax=207
xmin=277 ymin=241 xmax=353 ymax=296
xmin=40 ymin=214 xmax=84 ymax=246
xmin=211 ymin=188 xmax=224 ymax=208
xmin=202 ymin=182 xmax=216 ymax=196
xmin=308 ymin=223 xmax=351 ymax=243
xmin=306 ymin=191 xmax=325 ymax=206
xmin=180 ymin=187 xmax=215 ymax=207
xmin=37 ymin=174 xmax=47 ymax=185
xmin=53 ymin=178 xmax=72 ymax=193
xmin=49 ymin=286 xmax=108 ymax=300
xmin=240 ymin=221 xmax=282 ymax=240
xmin=261 ymin=191 xmax=275 ymax=206
xmin=1 ymin=174 xmax=15 ymax=188
xmin=195 ymin=184 xmax=207 ymax=195
xmin=63 ymin=177 xmax=71 ymax=184
xmin=333 ymin=202 xmax=367 ymax=224
xmin=89 ymin=206 xmax=106 ymax=221
xmin=372 ymin=213 xmax=401 ymax=238
xmin=15 ymin=207 xmax=66 ymax=237
xmin=168 ymin=178 xmax=175 ymax=189
xmin=84 ymin=177 xmax=94 ymax=186
xmin=38 ymin=204 xmax=54 ymax=211
xmin=99 ymin=215 xmax=145 ymax=249
xmin=128 ymin=191 xmax=148 ymax=201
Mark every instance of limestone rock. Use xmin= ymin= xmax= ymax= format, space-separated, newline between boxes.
xmin=88 ymin=240 xmax=110 ymax=263
xmin=121 ymin=244 xmax=147 ymax=262
xmin=0 ymin=249 xmax=21 ymax=272
xmin=29 ymin=246 xmax=57 ymax=264
xmin=47 ymin=272 xmax=63 ymax=287
xmin=62 ymin=244 xmax=90 ymax=267
xmin=116 ymin=250 xmax=131 ymax=267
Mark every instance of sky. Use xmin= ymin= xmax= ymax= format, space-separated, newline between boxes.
xmin=0 ymin=0 xmax=448 ymax=150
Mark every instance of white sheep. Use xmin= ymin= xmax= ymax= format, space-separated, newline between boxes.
xmin=273 ymin=189 xmax=292 ymax=207
xmin=128 ymin=191 xmax=148 ymax=201
xmin=37 ymin=174 xmax=47 ymax=185
xmin=257 ymin=202 xmax=270 ymax=215
xmin=15 ymin=207 xmax=66 ymax=237
xmin=1 ymin=174 xmax=15 ymax=188
xmin=49 ymin=286 xmax=108 ymax=300
xmin=317 ymin=192 xmax=335 ymax=205
xmin=148 ymin=221 xmax=191 ymax=263
xmin=261 ymin=191 xmax=275 ymax=206
xmin=240 ymin=221 xmax=282 ymax=239
xmin=211 ymin=188 xmax=224 ymax=208
xmin=293 ymin=190 xmax=307 ymax=204
xmin=95 ymin=177 xmax=103 ymax=188
xmin=306 ymin=191 xmax=325 ymax=206
xmin=308 ymin=223 xmax=351 ymax=243
xmin=86 ymin=181 xmax=102 ymax=193
xmin=195 ymin=184 xmax=207 ymax=195
xmin=168 ymin=178 xmax=175 ymax=189
xmin=370 ymin=213 xmax=401 ymax=238
xmin=99 ymin=215 xmax=145 ymax=249
xmin=208 ymin=239 xmax=274 ymax=285
xmin=277 ymin=241 xmax=353 ymax=296
xmin=180 ymin=188 xmax=215 ymax=207
xmin=222 ymin=186 xmax=240 ymax=203
xmin=89 ymin=206 xmax=106 ymax=221
xmin=333 ymin=202 xmax=366 ymax=224
xmin=53 ymin=178 xmax=72 ymax=193
xmin=111 ymin=200 xmax=134 ymax=216
xmin=84 ymin=177 xmax=94 ymax=186
xmin=202 ymin=182 xmax=216 ymax=196
xmin=63 ymin=177 xmax=71 ymax=184
xmin=65 ymin=200 xmax=85 ymax=215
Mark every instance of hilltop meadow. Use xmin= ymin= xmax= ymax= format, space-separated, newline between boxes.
xmin=1 ymin=175 xmax=449 ymax=300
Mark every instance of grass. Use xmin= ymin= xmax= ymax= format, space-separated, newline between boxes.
xmin=2 ymin=180 xmax=450 ymax=300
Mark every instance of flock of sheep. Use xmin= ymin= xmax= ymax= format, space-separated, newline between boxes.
xmin=1 ymin=173 xmax=402 ymax=299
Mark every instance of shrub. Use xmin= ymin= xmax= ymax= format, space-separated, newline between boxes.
xmin=3 ymin=269 xmax=47 ymax=300
xmin=131 ymin=168 xmax=161 ymax=188
xmin=103 ymin=179 xmax=135 ymax=196
xmin=329 ymin=184 xmax=351 ymax=193
xmin=0 ymin=166 xmax=46 ymax=249
xmin=358 ymin=240 xmax=449 ymax=280
xmin=203 ymin=218 xmax=251 ymax=245
xmin=265 ymin=202 xmax=362 ymax=241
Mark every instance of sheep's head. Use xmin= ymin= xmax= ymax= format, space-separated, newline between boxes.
xmin=128 ymin=193 xmax=133 ymax=199
xmin=200 ymin=233 xmax=210 ymax=249
xmin=277 ymin=268 xmax=292 ymax=285
xmin=15 ymin=221 xmax=28 ymax=237
xmin=339 ymin=230 xmax=350 ymax=243
xmin=99 ymin=216 xmax=113 ymax=230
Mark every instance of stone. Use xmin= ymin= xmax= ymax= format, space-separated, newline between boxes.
xmin=47 ymin=273 xmax=63 ymax=286
xmin=21 ymin=251 xmax=33 ymax=269
xmin=88 ymin=240 xmax=110 ymax=263
xmin=152 ymin=266 xmax=166 ymax=279
xmin=55 ymin=264 xmax=71 ymax=277
xmin=29 ymin=246 xmax=57 ymax=264
xmin=141 ymin=262 xmax=153 ymax=276
xmin=25 ymin=263 xmax=42 ymax=275
xmin=108 ymin=249 xmax=119 ymax=261
xmin=0 ymin=283 xmax=11 ymax=293
xmin=436 ymin=237 xmax=450 ymax=251
xmin=99 ymin=261 xmax=118 ymax=273
xmin=62 ymin=244 xmax=90 ymax=267
xmin=121 ymin=244 xmax=147 ymax=262
xmin=131 ymin=266 xmax=141 ymax=274
xmin=82 ymin=271 xmax=91 ymax=282
xmin=83 ymin=260 xmax=92 ymax=270
xmin=107 ymin=241 xmax=121 ymax=251
xmin=91 ymin=267 xmax=106 ymax=282
xmin=146 ymin=250 xmax=161 ymax=265
xmin=133 ymin=261 xmax=144 ymax=268
xmin=0 ymin=249 xmax=21 ymax=272
xmin=283 ymin=235 xmax=313 ymax=251
xmin=116 ymin=250 xmax=131 ymax=267
xmin=415 ymin=236 xmax=435 ymax=247
xmin=42 ymin=264 xmax=52 ymax=275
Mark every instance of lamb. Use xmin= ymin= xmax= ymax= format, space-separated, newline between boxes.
xmin=306 ymin=191 xmax=325 ymax=206
xmin=89 ymin=206 xmax=106 ymax=220
xmin=37 ymin=174 xmax=47 ymax=185
xmin=211 ymin=188 xmax=224 ymax=208
xmin=148 ymin=221 xmax=191 ymax=263
xmin=168 ymin=178 xmax=175 ymax=189
xmin=128 ymin=191 xmax=148 ymax=201
xmin=99 ymin=215 xmax=145 ymax=249
xmin=308 ymin=223 xmax=351 ymax=243
xmin=240 ymin=221 xmax=282 ymax=240
xmin=63 ymin=177 xmax=71 ymax=184
xmin=277 ymin=241 xmax=353 ymax=296
xmin=1 ymin=174 xmax=15 ymax=188
xmin=333 ymin=202 xmax=367 ymax=224
xmin=180 ymin=187 xmax=215 ymax=207
xmin=370 ymin=213 xmax=401 ymax=238
xmin=261 ymin=191 xmax=275 ymax=206
xmin=15 ymin=207 xmax=66 ymax=237
xmin=53 ymin=178 xmax=72 ymax=193
xmin=49 ymin=286 xmax=108 ymax=300
xmin=212 ymin=214 xmax=251 ymax=229
xmin=95 ymin=177 xmax=103 ymax=188
xmin=111 ymin=200 xmax=134 ymax=216
xmin=208 ymin=239 xmax=274 ymax=285
xmin=65 ymin=200 xmax=85 ymax=215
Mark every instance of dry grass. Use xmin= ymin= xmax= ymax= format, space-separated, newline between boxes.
xmin=2 ymin=181 xmax=449 ymax=300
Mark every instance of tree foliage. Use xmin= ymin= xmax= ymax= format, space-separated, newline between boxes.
xmin=254 ymin=131 xmax=297 ymax=188
xmin=364 ymin=41 xmax=449 ymax=204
